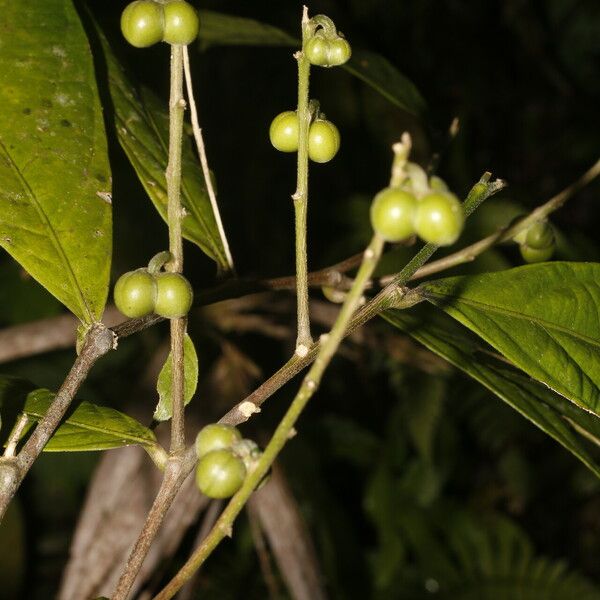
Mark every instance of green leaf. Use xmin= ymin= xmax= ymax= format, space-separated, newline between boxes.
xmin=198 ymin=10 xmax=297 ymax=48
xmin=0 ymin=0 xmax=112 ymax=324
xmin=22 ymin=389 xmax=157 ymax=451
xmin=95 ymin=27 xmax=229 ymax=271
xmin=196 ymin=10 xmax=425 ymax=116
xmin=420 ymin=263 xmax=600 ymax=416
xmin=384 ymin=305 xmax=600 ymax=479
xmin=154 ymin=333 xmax=198 ymax=421
xmin=344 ymin=50 xmax=426 ymax=116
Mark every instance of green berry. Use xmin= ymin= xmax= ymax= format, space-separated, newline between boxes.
xmin=370 ymin=188 xmax=418 ymax=242
xmin=269 ymin=111 xmax=299 ymax=153
xmin=525 ymin=221 xmax=554 ymax=250
xmin=195 ymin=424 xmax=242 ymax=458
xmin=305 ymin=33 xmax=330 ymax=67
xmin=308 ymin=119 xmax=340 ymax=163
xmin=120 ymin=1 xmax=164 ymax=48
xmin=154 ymin=272 xmax=193 ymax=318
xmin=520 ymin=243 xmax=554 ymax=263
xmin=114 ymin=269 xmax=156 ymax=318
xmin=163 ymin=1 xmax=200 ymax=45
xmin=414 ymin=192 xmax=464 ymax=246
xmin=328 ymin=37 xmax=352 ymax=66
xmin=429 ymin=175 xmax=449 ymax=192
xmin=195 ymin=449 xmax=247 ymax=499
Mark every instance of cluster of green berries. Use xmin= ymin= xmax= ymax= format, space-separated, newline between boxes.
xmin=114 ymin=268 xmax=193 ymax=319
xmin=515 ymin=220 xmax=555 ymax=263
xmin=195 ymin=424 xmax=266 ymax=499
xmin=269 ymin=111 xmax=340 ymax=163
xmin=370 ymin=180 xmax=465 ymax=246
xmin=305 ymin=32 xmax=351 ymax=68
xmin=121 ymin=0 xmax=199 ymax=48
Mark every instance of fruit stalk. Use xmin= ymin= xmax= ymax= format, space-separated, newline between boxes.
xmin=165 ymin=43 xmax=187 ymax=454
xmin=292 ymin=7 xmax=314 ymax=352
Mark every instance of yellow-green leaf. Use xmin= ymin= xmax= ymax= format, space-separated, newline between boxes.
xmin=0 ymin=0 xmax=112 ymax=324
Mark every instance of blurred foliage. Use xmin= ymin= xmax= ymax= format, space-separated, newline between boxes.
xmin=0 ymin=0 xmax=599 ymax=598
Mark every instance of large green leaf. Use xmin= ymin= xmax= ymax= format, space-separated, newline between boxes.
xmin=420 ymin=263 xmax=600 ymax=415
xmin=197 ymin=10 xmax=426 ymax=116
xmin=96 ymin=29 xmax=229 ymax=270
xmin=22 ymin=389 xmax=157 ymax=451
xmin=384 ymin=305 xmax=600 ymax=479
xmin=154 ymin=333 xmax=199 ymax=421
xmin=0 ymin=0 xmax=112 ymax=324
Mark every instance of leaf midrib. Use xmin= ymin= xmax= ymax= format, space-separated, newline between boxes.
xmin=0 ymin=137 xmax=93 ymax=323
xmin=426 ymin=291 xmax=600 ymax=350
xmin=27 ymin=406 xmax=155 ymax=446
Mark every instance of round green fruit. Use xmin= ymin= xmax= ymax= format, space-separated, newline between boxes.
xmin=114 ymin=269 xmax=156 ymax=318
xmin=120 ymin=1 xmax=164 ymax=48
xmin=154 ymin=272 xmax=193 ymax=318
xmin=370 ymin=188 xmax=418 ymax=242
xmin=163 ymin=1 xmax=200 ymax=45
xmin=414 ymin=192 xmax=464 ymax=246
xmin=269 ymin=111 xmax=299 ymax=153
xmin=520 ymin=243 xmax=554 ymax=263
xmin=328 ymin=37 xmax=352 ymax=66
xmin=305 ymin=33 xmax=330 ymax=66
xmin=525 ymin=221 xmax=554 ymax=250
xmin=195 ymin=449 xmax=247 ymax=499
xmin=195 ymin=424 xmax=242 ymax=459
xmin=308 ymin=119 xmax=340 ymax=163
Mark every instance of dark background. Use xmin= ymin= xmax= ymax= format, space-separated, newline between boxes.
xmin=1 ymin=1 xmax=600 ymax=598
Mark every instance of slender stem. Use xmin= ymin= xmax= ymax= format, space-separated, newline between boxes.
xmin=0 ymin=324 xmax=114 ymax=522
xmin=112 ymin=461 xmax=184 ymax=600
xmin=292 ymin=6 xmax=313 ymax=352
xmin=182 ymin=46 xmax=235 ymax=275
xmin=3 ymin=414 xmax=29 ymax=458
xmin=154 ymin=232 xmax=386 ymax=599
xmin=166 ymin=44 xmax=187 ymax=455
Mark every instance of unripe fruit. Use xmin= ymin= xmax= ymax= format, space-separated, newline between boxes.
xmin=120 ymin=1 xmax=164 ymax=48
xmin=525 ymin=221 xmax=554 ymax=250
xmin=154 ymin=272 xmax=193 ymax=318
xmin=370 ymin=188 xmax=418 ymax=242
xmin=308 ymin=119 xmax=340 ymax=163
xmin=414 ymin=192 xmax=464 ymax=246
xmin=520 ymin=243 xmax=554 ymax=263
xmin=163 ymin=1 xmax=200 ymax=45
xmin=328 ymin=37 xmax=352 ymax=66
xmin=305 ymin=33 xmax=351 ymax=67
xmin=195 ymin=424 xmax=242 ymax=458
xmin=304 ymin=33 xmax=330 ymax=67
xmin=195 ymin=449 xmax=247 ymax=499
xmin=269 ymin=111 xmax=299 ymax=153
xmin=114 ymin=269 xmax=156 ymax=318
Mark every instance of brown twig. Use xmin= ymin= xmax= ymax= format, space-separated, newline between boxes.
xmin=0 ymin=323 xmax=115 ymax=521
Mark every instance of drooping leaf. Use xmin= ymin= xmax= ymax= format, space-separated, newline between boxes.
xmin=420 ymin=262 xmax=600 ymax=416
xmin=345 ymin=49 xmax=426 ymax=116
xmin=197 ymin=10 xmax=426 ymax=116
xmin=198 ymin=10 xmax=297 ymax=48
xmin=384 ymin=305 xmax=600 ymax=479
xmin=0 ymin=0 xmax=112 ymax=324
xmin=96 ymin=27 xmax=229 ymax=271
xmin=154 ymin=333 xmax=198 ymax=421
xmin=21 ymin=389 xmax=157 ymax=451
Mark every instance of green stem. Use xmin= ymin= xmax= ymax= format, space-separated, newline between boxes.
xmin=154 ymin=233 xmax=386 ymax=599
xmin=293 ymin=7 xmax=313 ymax=352
xmin=166 ymin=44 xmax=186 ymax=454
